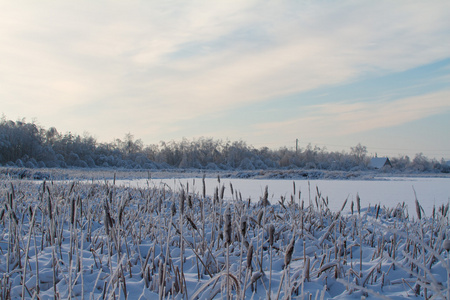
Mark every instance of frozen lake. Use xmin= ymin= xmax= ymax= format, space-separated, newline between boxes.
xmin=115 ymin=176 xmax=450 ymax=217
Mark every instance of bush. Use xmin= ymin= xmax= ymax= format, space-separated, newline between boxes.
xmin=15 ymin=159 xmax=24 ymax=168
xmin=25 ymin=161 xmax=36 ymax=168
xmin=239 ymin=158 xmax=255 ymax=170
xmin=205 ymin=162 xmax=219 ymax=170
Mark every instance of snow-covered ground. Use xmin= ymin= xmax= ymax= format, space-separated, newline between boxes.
xmin=1 ymin=175 xmax=450 ymax=299
xmin=116 ymin=176 xmax=450 ymax=217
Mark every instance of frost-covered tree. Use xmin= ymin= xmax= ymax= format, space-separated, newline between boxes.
xmin=0 ymin=116 xmax=446 ymax=173
xmin=350 ymin=143 xmax=368 ymax=165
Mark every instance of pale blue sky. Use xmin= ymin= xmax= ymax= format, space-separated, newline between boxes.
xmin=1 ymin=1 xmax=449 ymax=159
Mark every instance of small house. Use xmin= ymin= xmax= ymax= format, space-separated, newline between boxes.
xmin=369 ymin=157 xmax=392 ymax=169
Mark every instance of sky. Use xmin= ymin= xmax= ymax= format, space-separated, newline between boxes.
xmin=1 ymin=1 xmax=450 ymax=159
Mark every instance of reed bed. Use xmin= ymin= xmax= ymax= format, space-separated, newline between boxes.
xmin=0 ymin=177 xmax=449 ymax=299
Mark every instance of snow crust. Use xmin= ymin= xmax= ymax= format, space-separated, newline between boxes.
xmin=1 ymin=175 xmax=449 ymax=299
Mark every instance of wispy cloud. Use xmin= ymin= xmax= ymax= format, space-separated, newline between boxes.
xmin=254 ymin=90 xmax=450 ymax=139
xmin=0 ymin=1 xmax=449 ymax=145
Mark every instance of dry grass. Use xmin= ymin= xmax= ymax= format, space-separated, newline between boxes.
xmin=0 ymin=178 xmax=449 ymax=299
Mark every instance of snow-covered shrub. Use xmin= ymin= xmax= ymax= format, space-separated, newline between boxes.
xmin=252 ymin=158 xmax=268 ymax=170
xmin=205 ymin=162 xmax=219 ymax=170
xmin=238 ymin=157 xmax=255 ymax=170
xmin=73 ymin=159 xmax=88 ymax=168
xmin=15 ymin=159 xmax=24 ymax=167
xmin=24 ymin=160 xmax=36 ymax=168
xmin=83 ymin=155 xmax=96 ymax=168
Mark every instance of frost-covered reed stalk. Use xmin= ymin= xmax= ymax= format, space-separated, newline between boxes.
xmin=68 ymin=197 xmax=77 ymax=300
xmin=158 ymin=197 xmax=174 ymax=299
xmin=212 ymin=187 xmax=219 ymax=249
xmin=415 ymin=195 xmax=428 ymax=299
xmin=201 ymin=183 xmax=206 ymax=254
xmin=260 ymin=208 xmax=266 ymax=275
xmin=5 ymin=192 xmax=14 ymax=296
xmin=224 ymin=207 xmax=232 ymax=300
xmin=357 ymin=193 xmax=362 ymax=273
xmin=80 ymin=222 xmax=85 ymax=300
xmin=32 ymin=216 xmax=41 ymax=296
xmin=241 ymin=243 xmax=254 ymax=299
xmin=444 ymin=239 xmax=450 ymax=299
xmin=179 ymin=188 xmax=185 ymax=295
xmin=256 ymin=208 xmax=264 ymax=275
xmin=21 ymin=205 xmax=37 ymax=300
xmin=277 ymin=238 xmax=295 ymax=300
xmin=239 ymin=215 xmax=248 ymax=284
xmin=268 ymin=224 xmax=275 ymax=300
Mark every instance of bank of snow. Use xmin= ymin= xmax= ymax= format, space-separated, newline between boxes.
xmin=1 ymin=178 xmax=450 ymax=299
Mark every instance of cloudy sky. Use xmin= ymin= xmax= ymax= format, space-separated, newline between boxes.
xmin=1 ymin=1 xmax=449 ymax=158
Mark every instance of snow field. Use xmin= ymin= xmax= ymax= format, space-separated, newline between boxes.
xmin=117 ymin=176 xmax=450 ymax=217
xmin=0 ymin=177 xmax=450 ymax=299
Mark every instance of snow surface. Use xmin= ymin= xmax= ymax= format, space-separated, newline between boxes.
xmin=1 ymin=176 xmax=450 ymax=299
xmin=116 ymin=177 xmax=450 ymax=217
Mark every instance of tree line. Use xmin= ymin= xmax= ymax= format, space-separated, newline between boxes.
xmin=0 ymin=117 xmax=448 ymax=173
